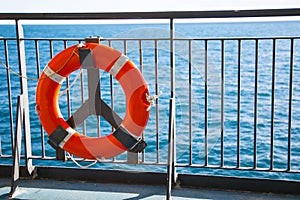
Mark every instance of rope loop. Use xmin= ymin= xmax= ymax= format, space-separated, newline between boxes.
xmin=66 ymin=152 xmax=104 ymax=168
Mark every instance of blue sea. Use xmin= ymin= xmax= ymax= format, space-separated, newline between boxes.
xmin=1 ymin=21 xmax=300 ymax=180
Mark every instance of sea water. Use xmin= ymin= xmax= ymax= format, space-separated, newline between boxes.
xmin=0 ymin=21 xmax=300 ymax=180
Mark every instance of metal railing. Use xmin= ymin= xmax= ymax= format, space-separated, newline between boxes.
xmin=1 ymin=9 xmax=300 ymax=197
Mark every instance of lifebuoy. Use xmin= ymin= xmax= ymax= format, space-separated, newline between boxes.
xmin=36 ymin=42 xmax=150 ymax=160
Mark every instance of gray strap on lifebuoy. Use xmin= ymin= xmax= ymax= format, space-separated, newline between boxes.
xmin=79 ymin=48 xmax=95 ymax=68
xmin=112 ymin=126 xmax=147 ymax=153
xmin=48 ymin=125 xmax=69 ymax=149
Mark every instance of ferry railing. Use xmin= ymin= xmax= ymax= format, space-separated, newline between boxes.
xmin=3 ymin=37 xmax=299 ymax=172
xmin=0 ymin=9 xmax=300 ymax=196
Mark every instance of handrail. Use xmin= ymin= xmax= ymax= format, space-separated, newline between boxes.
xmin=0 ymin=8 xmax=299 ymax=20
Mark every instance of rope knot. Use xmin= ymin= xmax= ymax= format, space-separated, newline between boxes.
xmin=77 ymin=43 xmax=86 ymax=48
xmin=146 ymin=91 xmax=162 ymax=111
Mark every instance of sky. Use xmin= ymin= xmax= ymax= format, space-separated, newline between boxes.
xmin=1 ymin=0 xmax=300 ymax=13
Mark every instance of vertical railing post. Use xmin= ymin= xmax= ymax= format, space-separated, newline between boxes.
xmin=170 ymin=18 xmax=177 ymax=185
xmin=3 ymin=39 xmax=15 ymax=155
xmin=166 ymin=98 xmax=175 ymax=200
xmin=166 ymin=18 xmax=178 ymax=200
xmin=15 ymin=19 xmax=35 ymax=175
xmin=10 ymin=95 xmax=37 ymax=197
xmin=287 ymin=38 xmax=294 ymax=171
xmin=9 ymin=95 xmax=24 ymax=197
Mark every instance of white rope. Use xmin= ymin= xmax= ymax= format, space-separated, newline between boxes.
xmin=59 ymin=69 xmax=83 ymax=97
xmin=66 ymin=152 xmax=103 ymax=169
xmin=146 ymin=91 xmax=162 ymax=111
xmin=0 ymin=46 xmax=80 ymax=81
xmin=0 ymin=61 xmax=37 ymax=80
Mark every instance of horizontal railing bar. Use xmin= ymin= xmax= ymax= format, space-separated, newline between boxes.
xmin=27 ymin=36 xmax=300 ymax=41
xmin=175 ymin=164 xmax=300 ymax=173
xmin=0 ymin=9 xmax=300 ymax=20
xmin=19 ymin=38 xmax=170 ymax=41
xmin=27 ymin=155 xmax=168 ymax=166
xmin=0 ymin=155 xmax=13 ymax=158
xmin=5 ymin=152 xmax=300 ymax=174
xmin=1 ymin=36 xmax=300 ymax=42
xmin=174 ymin=36 xmax=300 ymax=40
xmin=6 ymin=152 xmax=299 ymax=173
xmin=25 ymin=154 xmax=300 ymax=173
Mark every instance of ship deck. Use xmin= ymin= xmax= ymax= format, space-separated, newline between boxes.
xmin=1 ymin=177 xmax=300 ymax=200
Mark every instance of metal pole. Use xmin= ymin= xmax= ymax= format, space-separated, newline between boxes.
xmin=9 ymin=95 xmax=24 ymax=197
xmin=3 ymin=39 xmax=15 ymax=154
xmin=15 ymin=19 xmax=35 ymax=175
xmin=167 ymin=98 xmax=175 ymax=200
xmin=166 ymin=18 xmax=178 ymax=200
xmin=170 ymin=17 xmax=177 ymax=185
xmin=270 ymin=39 xmax=276 ymax=170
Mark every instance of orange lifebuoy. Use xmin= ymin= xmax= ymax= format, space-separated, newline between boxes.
xmin=36 ymin=42 xmax=150 ymax=160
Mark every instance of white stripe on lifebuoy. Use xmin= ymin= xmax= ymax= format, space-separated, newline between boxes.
xmin=43 ymin=65 xmax=65 ymax=84
xmin=59 ymin=127 xmax=76 ymax=148
xmin=109 ymin=54 xmax=129 ymax=77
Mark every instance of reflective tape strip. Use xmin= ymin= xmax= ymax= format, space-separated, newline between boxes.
xmin=109 ymin=54 xmax=129 ymax=77
xmin=43 ymin=65 xmax=66 ymax=84
xmin=58 ymin=127 xmax=76 ymax=148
